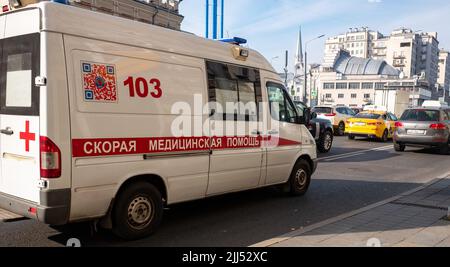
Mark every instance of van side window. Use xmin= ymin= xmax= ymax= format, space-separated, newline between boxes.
xmin=267 ymin=82 xmax=298 ymax=123
xmin=206 ymin=61 xmax=262 ymax=121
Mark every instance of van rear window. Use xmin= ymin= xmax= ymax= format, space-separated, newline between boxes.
xmin=400 ymin=109 xmax=440 ymax=122
xmin=0 ymin=33 xmax=40 ymax=116
xmin=5 ymin=53 xmax=32 ymax=107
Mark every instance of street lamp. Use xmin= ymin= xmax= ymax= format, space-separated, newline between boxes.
xmin=304 ymin=34 xmax=325 ymax=104
xmin=270 ymin=56 xmax=279 ymax=65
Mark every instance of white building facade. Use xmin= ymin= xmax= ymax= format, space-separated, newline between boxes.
xmin=318 ymin=50 xmax=432 ymax=111
xmin=325 ymin=28 xmax=440 ymax=91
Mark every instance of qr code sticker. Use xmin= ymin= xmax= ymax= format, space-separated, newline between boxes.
xmin=82 ymin=62 xmax=117 ymax=102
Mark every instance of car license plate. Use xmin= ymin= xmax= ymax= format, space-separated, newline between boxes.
xmin=407 ymin=130 xmax=426 ymax=135
xmin=354 ymin=122 xmax=366 ymax=126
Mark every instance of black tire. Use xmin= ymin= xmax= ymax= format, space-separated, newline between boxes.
xmin=394 ymin=142 xmax=406 ymax=152
xmin=380 ymin=130 xmax=389 ymax=142
xmin=288 ymin=160 xmax=312 ymax=196
xmin=439 ymin=143 xmax=449 ymax=155
xmin=112 ymin=182 xmax=164 ymax=240
xmin=318 ymin=130 xmax=333 ymax=153
xmin=348 ymin=134 xmax=355 ymax=140
xmin=337 ymin=122 xmax=345 ymax=136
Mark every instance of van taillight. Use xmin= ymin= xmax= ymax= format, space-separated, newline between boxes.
xmin=325 ymin=113 xmax=336 ymax=117
xmin=40 ymin=136 xmax=61 ymax=179
xmin=395 ymin=122 xmax=404 ymax=128
xmin=2 ymin=5 xmax=9 ymax=12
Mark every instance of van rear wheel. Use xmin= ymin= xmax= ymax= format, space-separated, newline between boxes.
xmin=112 ymin=182 xmax=163 ymax=240
xmin=288 ymin=160 xmax=312 ymax=196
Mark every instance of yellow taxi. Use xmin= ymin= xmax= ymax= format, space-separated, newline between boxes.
xmin=345 ymin=107 xmax=399 ymax=142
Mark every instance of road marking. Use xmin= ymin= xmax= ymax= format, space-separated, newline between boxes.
xmin=319 ymin=145 xmax=393 ymax=162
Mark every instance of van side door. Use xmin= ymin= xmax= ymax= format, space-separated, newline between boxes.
xmin=0 ymin=33 xmax=41 ymax=203
xmin=206 ymin=61 xmax=264 ymax=195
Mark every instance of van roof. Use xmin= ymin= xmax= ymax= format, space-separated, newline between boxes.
xmin=16 ymin=2 xmax=276 ymax=73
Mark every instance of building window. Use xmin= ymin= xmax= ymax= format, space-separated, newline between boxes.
xmin=336 ymin=82 xmax=348 ymax=89
xmin=325 ymin=94 xmax=332 ymax=99
xmin=338 ymin=94 xmax=344 ymax=98
xmin=364 ymin=94 xmax=371 ymax=99
xmin=351 ymin=94 xmax=357 ymax=99
xmin=400 ymin=42 xmax=411 ymax=47
xmin=349 ymin=82 xmax=361 ymax=89
xmin=323 ymin=83 xmax=335 ymax=89
xmin=375 ymin=82 xmax=386 ymax=89
xmin=362 ymin=82 xmax=374 ymax=89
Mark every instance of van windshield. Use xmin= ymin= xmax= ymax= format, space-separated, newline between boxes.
xmin=400 ymin=109 xmax=440 ymax=122
xmin=0 ymin=33 xmax=40 ymax=116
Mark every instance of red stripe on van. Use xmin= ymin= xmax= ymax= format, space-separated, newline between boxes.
xmin=72 ymin=136 xmax=302 ymax=158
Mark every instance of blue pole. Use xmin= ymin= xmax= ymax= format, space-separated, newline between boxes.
xmin=220 ymin=0 xmax=224 ymax=39
xmin=205 ymin=0 xmax=209 ymax=38
xmin=212 ymin=0 xmax=218 ymax=39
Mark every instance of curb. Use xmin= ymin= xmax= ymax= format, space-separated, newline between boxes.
xmin=250 ymin=173 xmax=450 ymax=247
xmin=0 ymin=209 xmax=26 ymax=223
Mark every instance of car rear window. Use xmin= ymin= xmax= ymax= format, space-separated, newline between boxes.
xmin=355 ymin=113 xmax=381 ymax=119
xmin=400 ymin=109 xmax=440 ymax=122
xmin=313 ymin=107 xmax=332 ymax=114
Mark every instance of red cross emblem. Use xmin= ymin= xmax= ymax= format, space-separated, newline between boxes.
xmin=20 ymin=121 xmax=36 ymax=152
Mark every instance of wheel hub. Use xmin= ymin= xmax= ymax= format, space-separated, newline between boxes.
xmin=295 ymin=169 xmax=307 ymax=188
xmin=127 ymin=196 xmax=154 ymax=230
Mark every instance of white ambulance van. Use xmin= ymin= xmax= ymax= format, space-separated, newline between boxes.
xmin=0 ymin=2 xmax=318 ymax=240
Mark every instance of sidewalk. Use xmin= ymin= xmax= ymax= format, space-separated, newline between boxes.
xmin=0 ymin=208 xmax=23 ymax=222
xmin=253 ymin=177 xmax=450 ymax=247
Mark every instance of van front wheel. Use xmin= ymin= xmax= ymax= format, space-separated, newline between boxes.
xmin=289 ymin=160 xmax=312 ymax=196
xmin=112 ymin=182 xmax=163 ymax=240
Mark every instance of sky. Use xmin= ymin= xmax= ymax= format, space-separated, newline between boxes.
xmin=179 ymin=0 xmax=450 ymax=73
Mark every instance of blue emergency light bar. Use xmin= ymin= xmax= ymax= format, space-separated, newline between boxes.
xmin=219 ymin=37 xmax=247 ymax=45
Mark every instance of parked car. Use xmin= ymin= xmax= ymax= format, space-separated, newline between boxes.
xmin=346 ymin=110 xmax=398 ymax=142
xmin=295 ymin=101 xmax=334 ymax=153
xmin=394 ymin=107 xmax=450 ymax=154
xmin=312 ymin=106 xmax=356 ymax=136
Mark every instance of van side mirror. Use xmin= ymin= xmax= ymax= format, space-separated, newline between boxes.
xmin=298 ymin=108 xmax=311 ymax=125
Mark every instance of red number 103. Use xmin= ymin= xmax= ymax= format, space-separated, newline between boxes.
xmin=124 ymin=76 xmax=162 ymax=99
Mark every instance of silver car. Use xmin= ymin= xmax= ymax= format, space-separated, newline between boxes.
xmin=394 ymin=107 xmax=450 ymax=154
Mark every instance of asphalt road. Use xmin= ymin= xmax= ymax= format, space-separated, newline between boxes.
xmin=1 ymin=136 xmax=449 ymax=247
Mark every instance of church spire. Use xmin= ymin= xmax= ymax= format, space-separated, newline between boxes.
xmin=295 ymin=26 xmax=304 ymax=75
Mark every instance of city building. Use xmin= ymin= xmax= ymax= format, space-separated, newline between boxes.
xmin=373 ymin=28 xmax=420 ymax=80
xmin=318 ymin=50 xmax=432 ymax=110
xmin=325 ymin=28 xmax=440 ymax=90
xmin=437 ymin=50 xmax=450 ymax=102
xmin=419 ymin=32 xmax=440 ymax=88
xmin=324 ymin=27 xmax=383 ymax=59
xmin=4 ymin=0 xmax=184 ymax=30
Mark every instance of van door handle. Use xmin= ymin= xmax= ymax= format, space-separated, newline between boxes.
xmin=268 ymin=130 xmax=279 ymax=135
xmin=251 ymin=130 xmax=262 ymax=135
xmin=0 ymin=127 xmax=14 ymax=136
